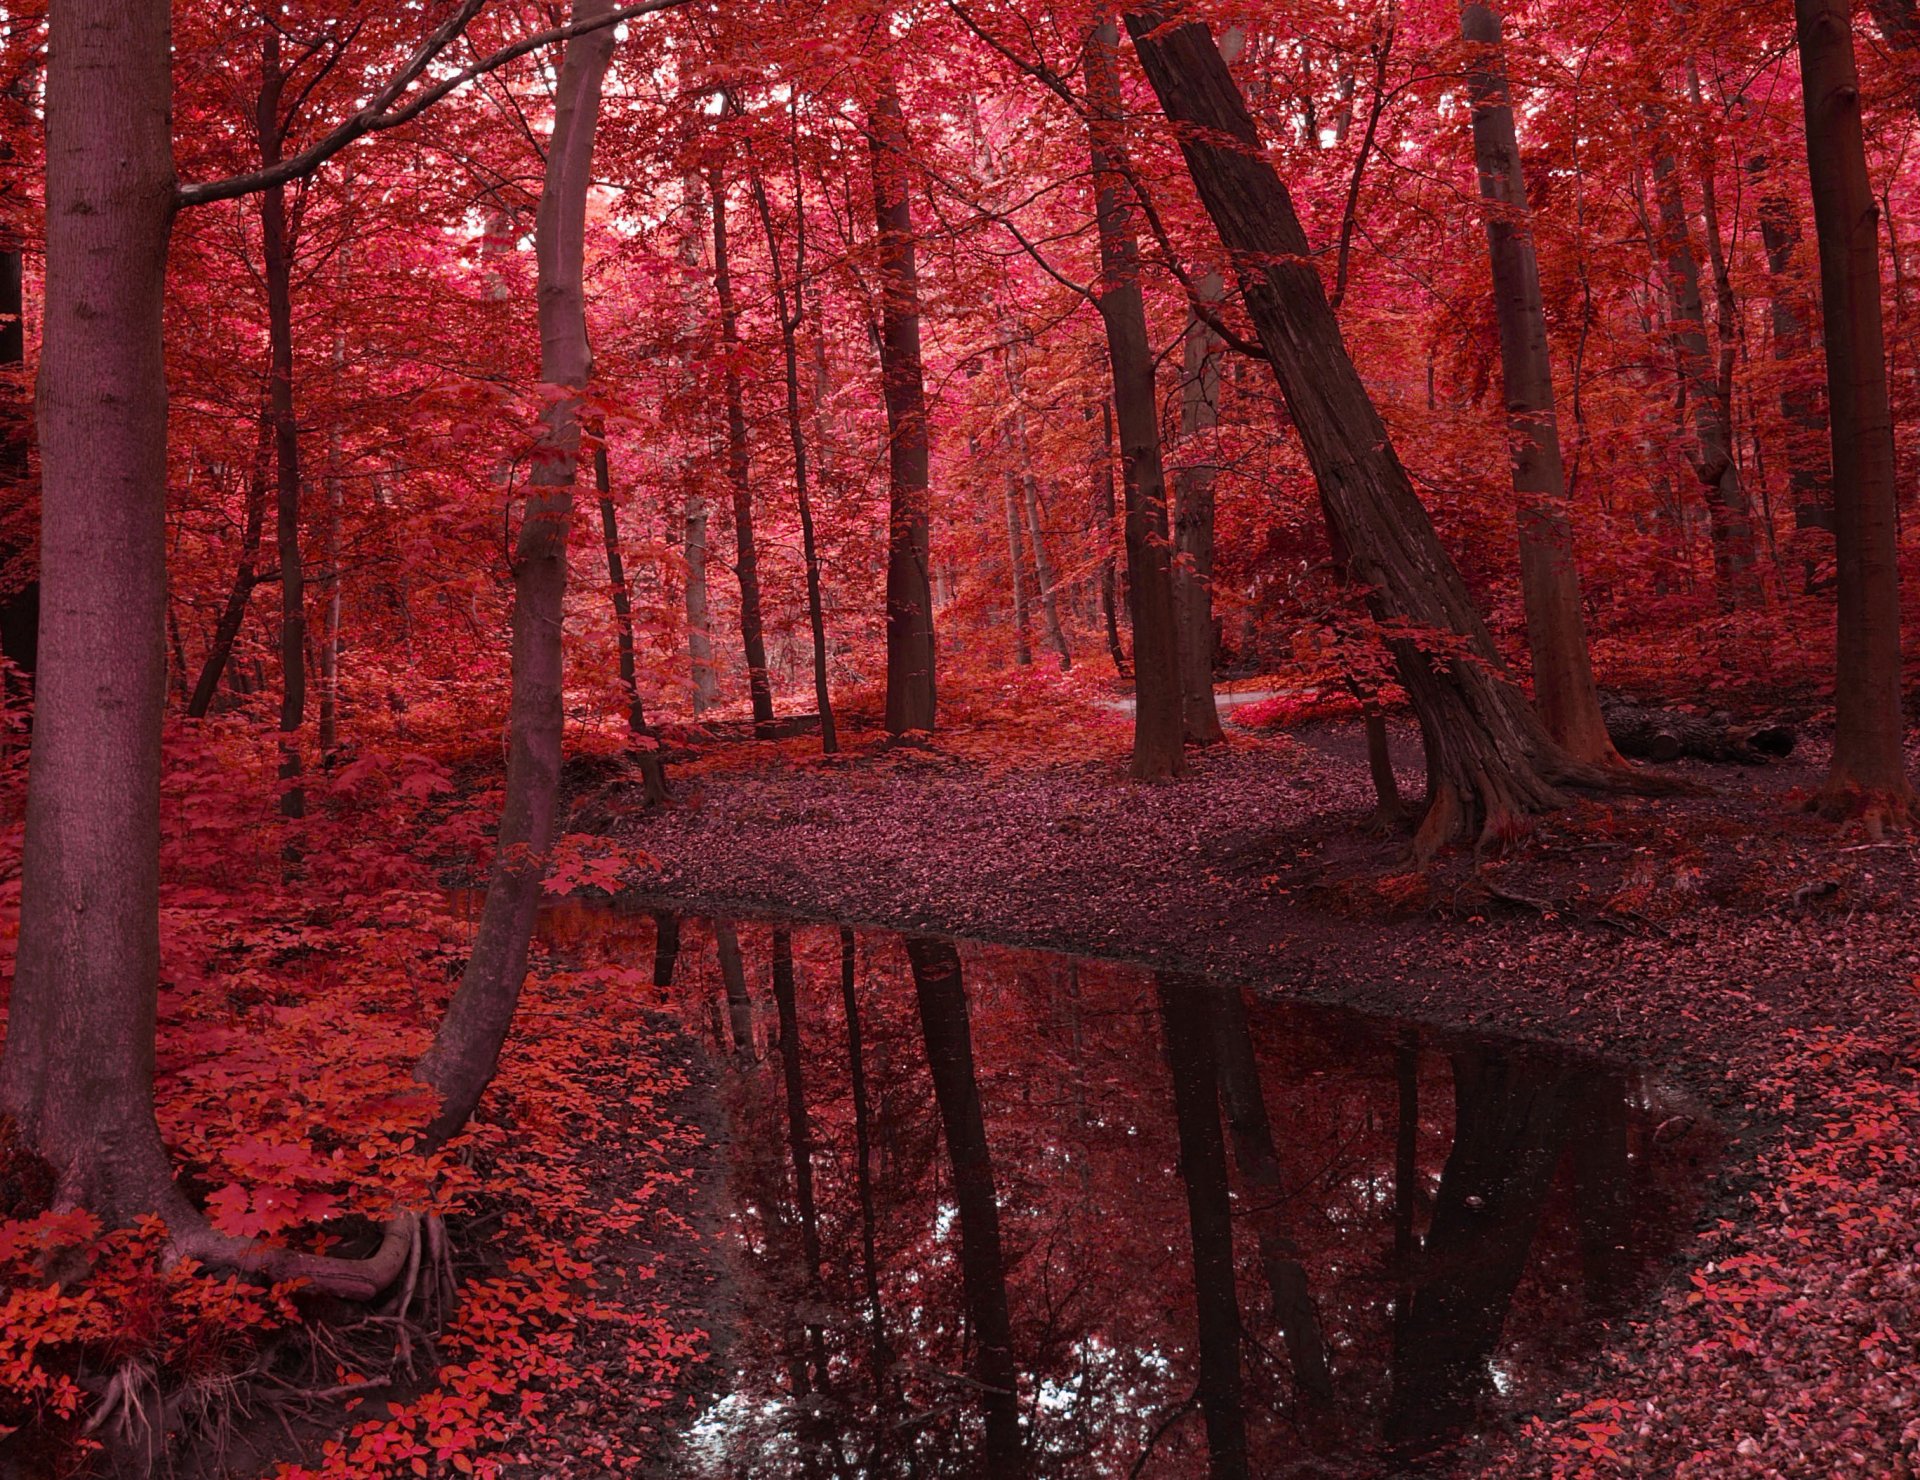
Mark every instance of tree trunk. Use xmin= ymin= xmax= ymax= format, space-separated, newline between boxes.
xmin=869 ymin=88 xmax=938 ymax=736
xmin=905 ymin=936 xmax=1024 ymax=1474
xmin=415 ymin=0 xmax=616 ymax=1144
xmin=707 ymin=162 xmax=776 ymax=734
xmin=840 ymin=929 xmax=891 ymax=1386
xmin=1004 ymin=468 xmax=1034 ymax=665
xmin=1796 ymin=0 xmax=1917 ymax=826
xmin=717 ymin=920 xmax=755 ymax=1056
xmin=1155 ymin=975 xmax=1250 ymax=1478
xmin=1751 ymin=162 xmax=1834 ymax=550
xmin=1 ymin=183 xmax=35 ymax=681
xmin=0 ymin=0 xmax=183 ymax=1220
xmin=1176 ymin=276 xmax=1225 ymax=744
xmin=1462 ymin=4 xmax=1619 ymax=767
xmin=1645 ymin=104 xmax=1762 ymax=609
xmin=1091 ymin=399 xmax=1129 ymax=676
xmin=186 ymin=410 xmax=273 ymax=718
xmin=1021 ymin=464 xmax=1072 ymax=669
xmin=1869 ymin=0 xmax=1920 ymax=111
xmin=592 ymin=434 xmax=669 ymax=803
xmin=1086 ymin=20 xmax=1186 ymax=781
xmin=257 ymin=35 xmax=306 ymax=819
xmin=769 ymin=927 xmax=831 ymax=1403
xmin=1124 ymin=11 xmax=1585 ymax=853
xmin=748 ymin=138 xmax=838 ymax=753
xmin=651 ymin=912 xmax=682 ymax=988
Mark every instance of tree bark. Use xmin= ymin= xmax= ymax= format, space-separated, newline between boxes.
xmin=415 ymin=0 xmax=616 ymax=1143
xmin=1003 ymin=468 xmax=1035 ymax=665
xmin=1795 ymin=0 xmax=1917 ymax=826
xmin=717 ymin=920 xmax=755 ymax=1056
xmin=0 ymin=0 xmax=183 ymax=1219
xmin=707 ymin=162 xmax=776 ymax=734
xmin=1124 ymin=10 xmax=1587 ymax=852
xmin=1086 ymin=19 xmax=1186 ymax=780
xmin=1091 ymin=399 xmax=1129 ymax=676
xmin=1021 ymin=463 xmax=1072 ymax=669
xmin=1462 ymin=3 xmax=1619 ymax=767
xmin=593 ymin=437 xmax=670 ymax=802
xmin=1751 ymin=162 xmax=1834 ymax=550
xmin=186 ymin=410 xmax=273 ymax=718
xmin=651 ymin=912 xmax=682 ymax=988
xmin=1176 ymin=275 xmax=1225 ymax=743
xmin=1645 ymin=102 xmax=1762 ymax=608
xmin=905 ymin=936 xmax=1024 ymax=1474
xmin=869 ymin=88 xmax=938 ymax=736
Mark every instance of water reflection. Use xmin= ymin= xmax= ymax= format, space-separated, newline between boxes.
xmin=520 ymin=903 xmax=1712 ymax=1478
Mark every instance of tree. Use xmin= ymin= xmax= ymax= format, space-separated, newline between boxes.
xmin=1086 ymin=18 xmax=1186 ymax=781
xmin=1795 ymin=0 xmax=1917 ymax=827
xmin=869 ymin=85 xmax=938 ymax=737
xmin=1175 ymin=274 xmax=1226 ymax=745
xmin=1461 ymin=2 xmax=1619 ymax=767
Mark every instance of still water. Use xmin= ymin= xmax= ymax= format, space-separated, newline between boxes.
xmin=526 ymin=902 xmax=1712 ymax=1479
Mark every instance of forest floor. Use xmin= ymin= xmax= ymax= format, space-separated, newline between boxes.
xmin=566 ymin=697 xmax=1920 ymax=1477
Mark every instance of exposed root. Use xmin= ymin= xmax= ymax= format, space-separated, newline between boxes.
xmin=170 ymin=1210 xmax=420 ymax=1302
xmin=1546 ymin=753 xmax=1707 ymax=799
xmin=83 ymin=1361 xmax=158 ymax=1449
xmin=1806 ymin=778 xmax=1918 ymax=836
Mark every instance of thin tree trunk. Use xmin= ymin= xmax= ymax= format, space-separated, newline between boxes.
xmin=258 ymin=33 xmax=306 ymax=819
xmin=716 ymin=920 xmax=755 ymax=1056
xmin=840 ymin=928 xmax=891 ymax=1389
xmin=748 ymin=128 xmax=838 ymax=753
xmin=415 ymin=0 xmax=616 ymax=1143
xmin=1751 ymin=161 xmax=1835 ymax=554
xmin=0 ymin=0 xmax=182 ymax=1219
xmin=1796 ymin=0 xmax=1917 ymax=826
xmin=1091 ymin=399 xmax=1129 ymax=676
xmin=1155 ymin=976 xmax=1250 ymax=1478
xmin=869 ymin=87 xmax=938 ymax=736
xmin=905 ymin=936 xmax=1024 ymax=1474
xmin=769 ymin=928 xmax=832 ymax=1405
xmin=1645 ymin=102 xmax=1762 ymax=609
xmin=1124 ymin=11 xmax=1598 ymax=854
xmin=1176 ymin=273 xmax=1225 ymax=743
xmin=1004 ymin=469 xmax=1034 ymax=665
xmin=678 ymin=175 xmax=719 ymax=717
xmin=1463 ymin=3 xmax=1620 ymax=767
xmin=187 ymin=409 xmax=273 ymax=718
xmin=652 ymin=912 xmax=682 ymax=988
xmin=1021 ymin=464 xmax=1072 ymax=669
xmin=592 ymin=433 xmax=669 ymax=802
xmin=1869 ymin=0 xmax=1920 ymax=110
xmin=708 ymin=162 xmax=776 ymax=734
xmin=1086 ymin=19 xmax=1186 ymax=780
xmin=318 ymin=187 xmax=349 ymax=763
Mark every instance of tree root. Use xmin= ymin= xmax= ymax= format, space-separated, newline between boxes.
xmin=1806 ymin=779 xmax=1918 ymax=838
xmin=170 ymin=1210 xmax=419 ymax=1303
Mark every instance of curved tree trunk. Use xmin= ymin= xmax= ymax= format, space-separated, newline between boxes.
xmin=0 ymin=0 xmax=182 ymax=1221
xmin=1176 ymin=274 xmax=1225 ymax=744
xmin=1124 ymin=10 xmax=1582 ymax=852
xmin=592 ymin=433 xmax=670 ymax=803
xmin=1462 ymin=3 xmax=1619 ymax=767
xmin=1795 ymin=0 xmax=1917 ymax=827
xmin=416 ymin=0 xmax=616 ymax=1143
xmin=869 ymin=87 xmax=938 ymax=736
xmin=1086 ymin=19 xmax=1186 ymax=780
xmin=187 ymin=409 xmax=273 ymax=718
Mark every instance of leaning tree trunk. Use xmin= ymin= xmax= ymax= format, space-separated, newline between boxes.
xmin=186 ymin=409 xmax=273 ymax=717
xmin=592 ymin=434 xmax=669 ymax=802
xmin=708 ymin=161 xmax=776 ymax=735
xmin=1086 ymin=20 xmax=1186 ymax=780
xmin=415 ymin=0 xmax=617 ymax=1143
xmin=869 ymin=87 xmax=938 ymax=736
xmin=1795 ymin=0 xmax=1917 ymax=827
xmin=0 ymin=0 xmax=183 ymax=1221
xmin=1124 ymin=10 xmax=1582 ymax=852
xmin=1462 ymin=3 xmax=1619 ymax=767
xmin=1176 ymin=273 xmax=1226 ymax=744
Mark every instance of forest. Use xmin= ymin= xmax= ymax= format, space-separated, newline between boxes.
xmin=0 ymin=0 xmax=1916 ymax=1473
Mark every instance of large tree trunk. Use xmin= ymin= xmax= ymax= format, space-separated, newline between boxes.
xmin=904 ymin=937 xmax=1024 ymax=1474
xmin=707 ymin=163 xmax=776 ymax=734
xmin=257 ymin=34 xmax=307 ymax=819
xmin=1086 ymin=20 xmax=1186 ymax=780
xmin=1155 ymin=976 xmax=1249 ymax=1478
xmin=748 ymin=140 xmax=839 ymax=754
xmin=1796 ymin=0 xmax=1917 ymax=827
xmin=1645 ymin=104 xmax=1762 ymax=608
xmin=415 ymin=0 xmax=616 ymax=1142
xmin=1124 ymin=11 xmax=1585 ymax=852
xmin=0 ymin=0 xmax=182 ymax=1221
xmin=869 ymin=88 xmax=938 ymax=736
xmin=1175 ymin=276 xmax=1225 ymax=745
xmin=1462 ymin=4 xmax=1619 ymax=767
xmin=186 ymin=409 xmax=273 ymax=717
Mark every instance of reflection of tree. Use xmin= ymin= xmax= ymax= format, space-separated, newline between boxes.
xmin=1570 ymin=1068 xmax=1634 ymax=1314
xmin=1156 ymin=974 xmax=1250 ymax=1480
xmin=717 ymin=921 xmax=755 ymax=1057
xmin=840 ymin=929 xmax=892 ymax=1391
xmin=653 ymin=910 xmax=681 ymax=987
xmin=1207 ymin=976 xmax=1336 ymax=1428
xmin=1388 ymin=1049 xmax=1577 ymax=1450
xmin=771 ymin=929 xmax=835 ymax=1451
xmin=906 ymin=935 xmax=1026 ymax=1475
